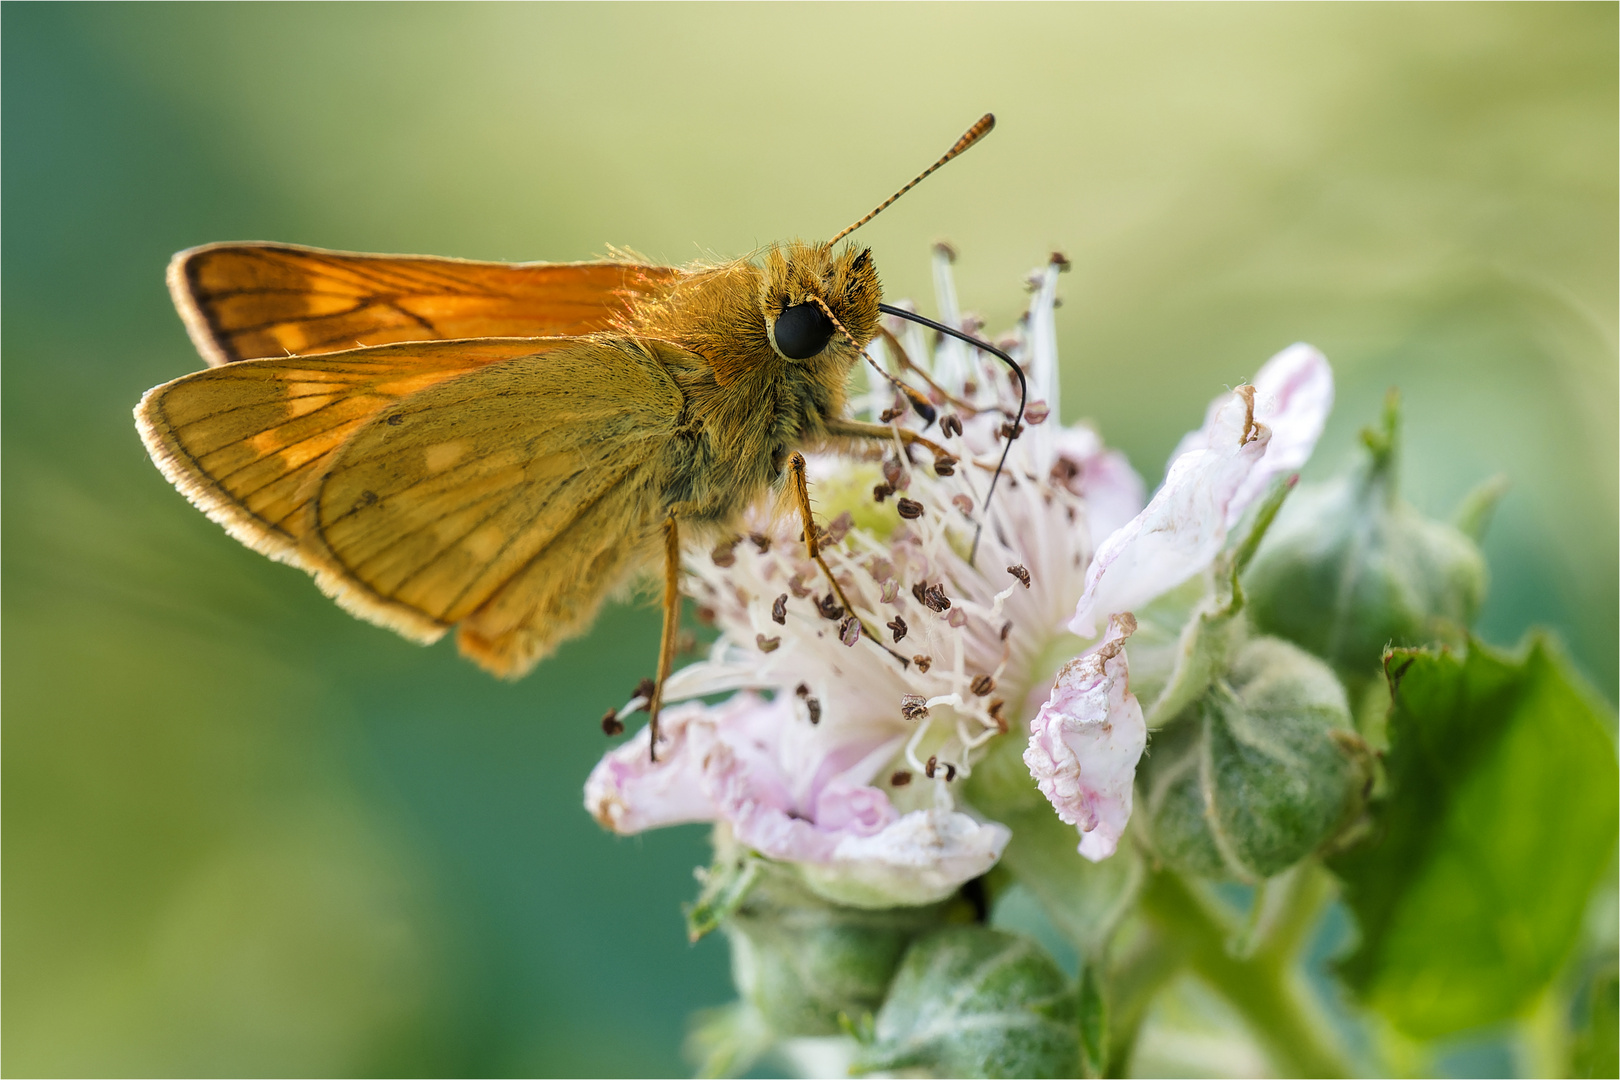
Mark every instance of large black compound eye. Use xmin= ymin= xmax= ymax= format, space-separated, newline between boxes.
xmin=772 ymin=301 xmax=835 ymax=359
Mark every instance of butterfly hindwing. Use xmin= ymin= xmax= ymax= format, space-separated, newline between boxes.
xmin=169 ymin=242 xmax=681 ymax=365
xmin=294 ymin=337 xmax=688 ymax=674
xmin=135 ymin=338 xmax=570 ymax=576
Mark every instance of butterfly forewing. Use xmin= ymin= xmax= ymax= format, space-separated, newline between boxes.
xmin=299 ymin=338 xmax=689 ymax=675
xmin=169 ymin=242 xmax=681 ymax=365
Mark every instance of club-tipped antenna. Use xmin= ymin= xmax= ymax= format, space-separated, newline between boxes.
xmin=829 ymin=114 xmax=995 ymax=247
xmin=878 ymin=303 xmax=1027 ymax=564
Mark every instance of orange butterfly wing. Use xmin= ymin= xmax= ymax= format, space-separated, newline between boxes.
xmin=168 ymin=242 xmax=681 ymax=365
xmin=135 ymin=338 xmax=574 ymax=570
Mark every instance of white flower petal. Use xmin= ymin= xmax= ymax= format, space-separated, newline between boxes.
xmin=1024 ymin=615 xmax=1145 ymax=862
xmin=1069 ymin=395 xmax=1269 ymax=637
xmin=800 ymin=809 xmax=1012 ymax=908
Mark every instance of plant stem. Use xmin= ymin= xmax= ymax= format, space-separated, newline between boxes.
xmin=1139 ymin=864 xmax=1354 ymax=1078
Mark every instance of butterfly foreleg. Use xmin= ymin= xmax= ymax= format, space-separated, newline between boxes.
xmin=785 ymin=453 xmax=910 ymax=670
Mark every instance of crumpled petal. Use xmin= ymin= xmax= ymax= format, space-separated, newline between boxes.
xmin=1070 ymin=344 xmax=1334 ymax=637
xmin=1069 ymin=395 xmax=1269 ymax=637
xmin=1170 ymin=343 xmax=1334 ymax=524
xmin=1024 ymin=615 xmax=1145 ymax=861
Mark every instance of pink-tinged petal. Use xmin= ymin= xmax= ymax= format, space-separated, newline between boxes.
xmin=1069 ymin=395 xmax=1269 ymax=637
xmin=1169 ymin=344 xmax=1334 ymax=525
xmin=584 ymin=698 xmax=731 ymax=834
xmin=1025 ymin=615 xmax=1145 ymax=862
xmin=1051 ymin=424 xmax=1147 ymax=546
xmin=1232 ymin=344 xmax=1333 ymax=516
xmin=803 ymin=810 xmax=1013 ymax=908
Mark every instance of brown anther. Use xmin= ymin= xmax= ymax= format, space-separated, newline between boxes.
xmin=838 ymin=616 xmax=861 ymax=647
xmin=756 ymin=633 xmax=781 ymax=653
xmin=805 ymin=696 xmax=822 ymax=725
xmin=952 ymin=494 xmax=974 ymax=515
xmin=795 ymin=683 xmax=811 ymax=697
xmin=932 ymin=456 xmax=956 ymax=477
xmin=771 ymin=593 xmax=788 ymax=624
xmin=882 ymin=457 xmax=905 ymax=488
xmin=788 ymin=574 xmax=812 ymax=599
xmin=601 ymin=710 xmax=624 ymax=736
xmin=891 ymin=770 xmax=912 ymax=787
xmin=872 ymin=481 xmax=895 ymax=503
xmin=710 ymin=537 xmax=741 ymax=567
xmin=632 ymin=677 xmax=656 ymax=707
xmin=887 ymin=615 xmax=908 ymax=642
xmin=919 ymin=583 xmax=952 ymax=613
xmin=901 ymin=694 xmax=929 ymax=720
xmin=999 ymin=421 xmax=1025 ymax=441
xmin=943 ymin=762 xmax=957 ymax=782
xmin=1051 ymin=251 xmax=1072 ymax=270
xmin=1007 ymin=564 xmax=1031 ymax=588
xmin=1024 ymin=401 xmax=1051 ymax=425
xmin=1000 ymin=620 xmax=1012 ymax=641
xmin=818 ymin=594 xmax=844 ymax=621
xmin=925 ymin=755 xmax=938 ymax=779
xmin=971 ymin=674 xmax=996 ymax=696
xmin=1049 ymin=458 xmax=1080 ymax=491
xmin=896 ymin=497 xmax=924 ymax=519
xmin=913 ymin=655 xmax=933 ymax=673
xmin=940 ymin=414 xmax=964 ymax=438
xmin=696 ymin=605 xmax=717 ymax=625
xmin=989 ymin=699 xmax=1008 ymax=733
xmin=963 ymin=379 xmax=979 ymax=395
xmin=879 ymin=406 xmax=903 ymax=423
xmin=748 ymin=532 xmax=771 ymax=553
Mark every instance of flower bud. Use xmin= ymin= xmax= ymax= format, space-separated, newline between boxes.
xmin=852 ymin=926 xmax=1079 ymax=1078
xmin=1137 ymin=636 xmax=1369 ymax=881
xmin=714 ymin=857 xmax=949 ymax=1038
xmin=1244 ymin=392 xmax=1488 ymax=681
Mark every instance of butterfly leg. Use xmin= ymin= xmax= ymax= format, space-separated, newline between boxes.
xmin=645 ymin=514 xmax=681 ymax=762
xmin=786 ymin=453 xmax=909 ymax=668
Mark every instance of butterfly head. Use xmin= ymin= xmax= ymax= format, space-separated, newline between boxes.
xmin=761 ymin=241 xmax=881 ymax=364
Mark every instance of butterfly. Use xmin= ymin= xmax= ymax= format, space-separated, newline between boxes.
xmin=135 ymin=114 xmax=1023 ymax=746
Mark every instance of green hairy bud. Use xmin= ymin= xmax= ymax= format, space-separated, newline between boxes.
xmin=1137 ymin=636 xmax=1370 ymax=881
xmin=707 ymin=856 xmax=947 ymax=1040
xmin=852 ymin=926 xmax=1079 ymax=1078
xmin=1244 ymin=391 xmax=1490 ymax=682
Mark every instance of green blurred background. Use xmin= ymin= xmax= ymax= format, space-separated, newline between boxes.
xmin=3 ymin=3 xmax=1613 ymax=1075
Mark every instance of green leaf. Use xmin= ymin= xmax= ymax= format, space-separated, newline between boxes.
xmin=1331 ymin=634 xmax=1619 ymax=1038
xmin=852 ymin=926 xmax=1078 ymax=1078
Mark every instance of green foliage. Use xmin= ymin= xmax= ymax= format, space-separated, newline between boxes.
xmin=1331 ymin=636 xmax=1620 ymax=1038
xmin=1138 ymin=636 xmax=1368 ymax=881
xmin=1245 ymin=393 xmax=1488 ymax=686
xmin=852 ymin=927 xmax=1078 ymax=1079
xmin=1076 ymin=959 xmax=1109 ymax=1078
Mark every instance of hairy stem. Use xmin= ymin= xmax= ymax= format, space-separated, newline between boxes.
xmin=1138 ymin=863 xmax=1353 ymax=1078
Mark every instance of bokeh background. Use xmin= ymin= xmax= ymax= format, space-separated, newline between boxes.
xmin=4 ymin=4 xmax=1614 ymax=1075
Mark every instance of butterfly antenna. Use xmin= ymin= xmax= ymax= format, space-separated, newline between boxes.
xmin=877 ymin=304 xmax=1027 ymax=565
xmin=829 ymin=114 xmax=995 ymax=247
